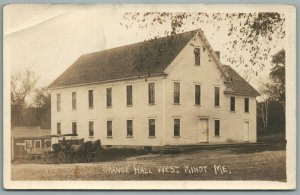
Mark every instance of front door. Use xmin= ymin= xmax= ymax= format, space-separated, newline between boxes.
xmin=199 ymin=119 xmax=209 ymax=142
xmin=243 ymin=121 xmax=250 ymax=142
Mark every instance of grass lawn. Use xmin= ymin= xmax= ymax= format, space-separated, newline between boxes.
xmin=11 ymin=147 xmax=286 ymax=181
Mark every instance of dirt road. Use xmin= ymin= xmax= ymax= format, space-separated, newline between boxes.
xmin=11 ymin=148 xmax=286 ymax=181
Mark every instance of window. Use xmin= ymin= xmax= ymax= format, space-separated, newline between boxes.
xmin=244 ymin=98 xmax=249 ymax=113
xmin=174 ymin=118 xmax=180 ymax=137
xmin=89 ymin=121 xmax=94 ymax=137
xmin=34 ymin=140 xmax=41 ymax=149
xmin=107 ymin=121 xmax=112 ymax=137
xmin=126 ymin=85 xmax=133 ymax=106
xmin=45 ymin=139 xmax=51 ymax=148
xmin=148 ymin=82 xmax=155 ymax=104
xmin=174 ymin=82 xmax=180 ymax=104
xmin=127 ymin=120 xmax=133 ymax=137
xmin=72 ymin=92 xmax=76 ymax=110
xmin=57 ymin=123 xmax=61 ymax=134
xmin=88 ymin=90 xmax=93 ymax=109
xmin=195 ymin=84 xmax=201 ymax=105
xmin=57 ymin=94 xmax=61 ymax=111
xmin=214 ymin=120 xmax=220 ymax=136
xmin=72 ymin=122 xmax=77 ymax=135
xmin=194 ymin=47 xmax=200 ymax=65
xmin=214 ymin=87 xmax=220 ymax=107
xmin=25 ymin=140 xmax=32 ymax=150
xmin=107 ymin=88 xmax=112 ymax=107
xmin=230 ymin=96 xmax=235 ymax=112
xmin=149 ymin=119 xmax=156 ymax=137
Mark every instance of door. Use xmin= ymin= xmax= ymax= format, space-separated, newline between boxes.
xmin=243 ymin=121 xmax=250 ymax=142
xmin=199 ymin=119 xmax=209 ymax=142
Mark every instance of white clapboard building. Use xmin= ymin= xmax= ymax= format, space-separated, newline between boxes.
xmin=49 ymin=29 xmax=260 ymax=147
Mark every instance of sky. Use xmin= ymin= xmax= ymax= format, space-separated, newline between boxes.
xmin=4 ymin=4 xmax=285 ymax=89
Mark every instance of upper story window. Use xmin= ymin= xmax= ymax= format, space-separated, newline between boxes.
xmin=107 ymin=120 xmax=112 ymax=137
xmin=148 ymin=82 xmax=155 ymax=104
xmin=56 ymin=94 xmax=61 ymax=111
xmin=106 ymin=88 xmax=112 ymax=107
xmin=194 ymin=47 xmax=200 ymax=65
xmin=57 ymin=122 xmax=61 ymax=134
xmin=89 ymin=121 xmax=94 ymax=137
xmin=88 ymin=90 xmax=93 ymax=109
xmin=127 ymin=120 xmax=133 ymax=137
xmin=244 ymin=98 xmax=249 ymax=113
xmin=174 ymin=118 xmax=180 ymax=137
xmin=230 ymin=96 xmax=236 ymax=112
xmin=174 ymin=82 xmax=180 ymax=104
xmin=149 ymin=119 xmax=156 ymax=137
xmin=72 ymin=122 xmax=77 ymax=135
xmin=214 ymin=119 xmax=220 ymax=136
xmin=195 ymin=84 xmax=201 ymax=105
xmin=72 ymin=92 xmax=76 ymax=110
xmin=126 ymin=85 xmax=133 ymax=106
xmin=214 ymin=87 xmax=220 ymax=107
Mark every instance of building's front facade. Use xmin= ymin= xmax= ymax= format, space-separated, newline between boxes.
xmin=49 ymin=29 xmax=259 ymax=147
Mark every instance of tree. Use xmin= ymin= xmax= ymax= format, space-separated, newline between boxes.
xmin=258 ymin=81 xmax=272 ymax=132
xmin=121 ymin=12 xmax=285 ymax=78
xmin=269 ymin=49 xmax=285 ymax=114
xmin=33 ymin=86 xmax=51 ymax=128
xmin=11 ymin=69 xmax=38 ymax=125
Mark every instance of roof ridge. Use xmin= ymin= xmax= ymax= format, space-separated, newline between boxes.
xmin=81 ymin=29 xmax=200 ymax=58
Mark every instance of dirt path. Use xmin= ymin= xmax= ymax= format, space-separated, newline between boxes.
xmin=11 ymin=149 xmax=286 ymax=181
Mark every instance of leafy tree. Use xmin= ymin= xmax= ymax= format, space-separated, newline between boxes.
xmin=11 ymin=69 xmax=38 ymax=125
xmin=33 ymin=86 xmax=51 ymax=128
xmin=122 ymin=12 xmax=285 ymax=78
xmin=258 ymin=81 xmax=272 ymax=131
xmin=269 ymin=49 xmax=285 ymax=114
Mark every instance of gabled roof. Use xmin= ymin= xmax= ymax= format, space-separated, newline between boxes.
xmin=222 ymin=65 xmax=260 ymax=97
xmin=11 ymin=126 xmax=51 ymax=138
xmin=49 ymin=30 xmax=198 ymax=89
xmin=48 ymin=29 xmax=259 ymax=97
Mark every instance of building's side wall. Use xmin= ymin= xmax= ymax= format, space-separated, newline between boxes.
xmin=163 ymin=33 xmax=257 ymax=145
xmin=51 ymin=76 xmax=165 ymax=146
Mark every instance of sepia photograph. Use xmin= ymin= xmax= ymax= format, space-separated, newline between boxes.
xmin=3 ymin=4 xmax=296 ymax=190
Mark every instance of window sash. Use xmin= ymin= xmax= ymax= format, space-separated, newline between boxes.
xmin=57 ymin=94 xmax=61 ymax=111
xmin=88 ymin=90 xmax=93 ymax=108
xmin=89 ymin=121 xmax=94 ymax=136
xmin=174 ymin=82 xmax=180 ymax=104
xmin=107 ymin=88 xmax=112 ymax=107
xmin=57 ymin=123 xmax=61 ymax=134
xmin=72 ymin=122 xmax=77 ymax=135
xmin=214 ymin=87 xmax=220 ymax=107
xmin=127 ymin=120 xmax=133 ymax=137
xmin=195 ymin=85 xmax=201 ymax=105
xmin=72 ymin=92 xmax=76 ymax=110
xmin=174 ymin=118 xmax=180 ymax=136
xmin=244 ymin=98 xmax=249 ymax=112
xmin=148 ymin=83 xmax=155 ymax=104
xmin=194 ymin=47 xmax=200 ymax=65
xmin=215 ymin=120 xmax=220 ymax=136
xmin=149 ymin=119 xmax=155 ymax=137
xmin=230 ymin=97 xmax=235 ymax=111
xmin=107 ymin=121 xmax=112 ymax=137
xmin=126 ymin=85 xmax=133 ymax=106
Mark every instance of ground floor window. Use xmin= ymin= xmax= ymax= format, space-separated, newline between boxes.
xmin=89 ymin=121 xmax=94 ymax=136
xmin=149 ymin=119 xmax=155 ymax=137
xmin=174 ymin=118 xmax=180 ymax=137
xmin=34 ymin=140 xmax=41 ymax=149
xmin=72 ymin=122 xmax=77 ymax=135
xmin=107 ymin=121 xmax=112 ymax=137
xmin=214 ymin=119 xmax=220 ymax=136
xmin=57 ymin=123 xmax=61 ymax=134
xmin=127 ymin=120 xmax=133 ymax=137
xmin=45 ymin=139 xmax=51 ymax=148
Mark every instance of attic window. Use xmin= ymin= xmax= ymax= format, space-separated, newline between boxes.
xmin=194 ymin=47 xmax=200 ymax=65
